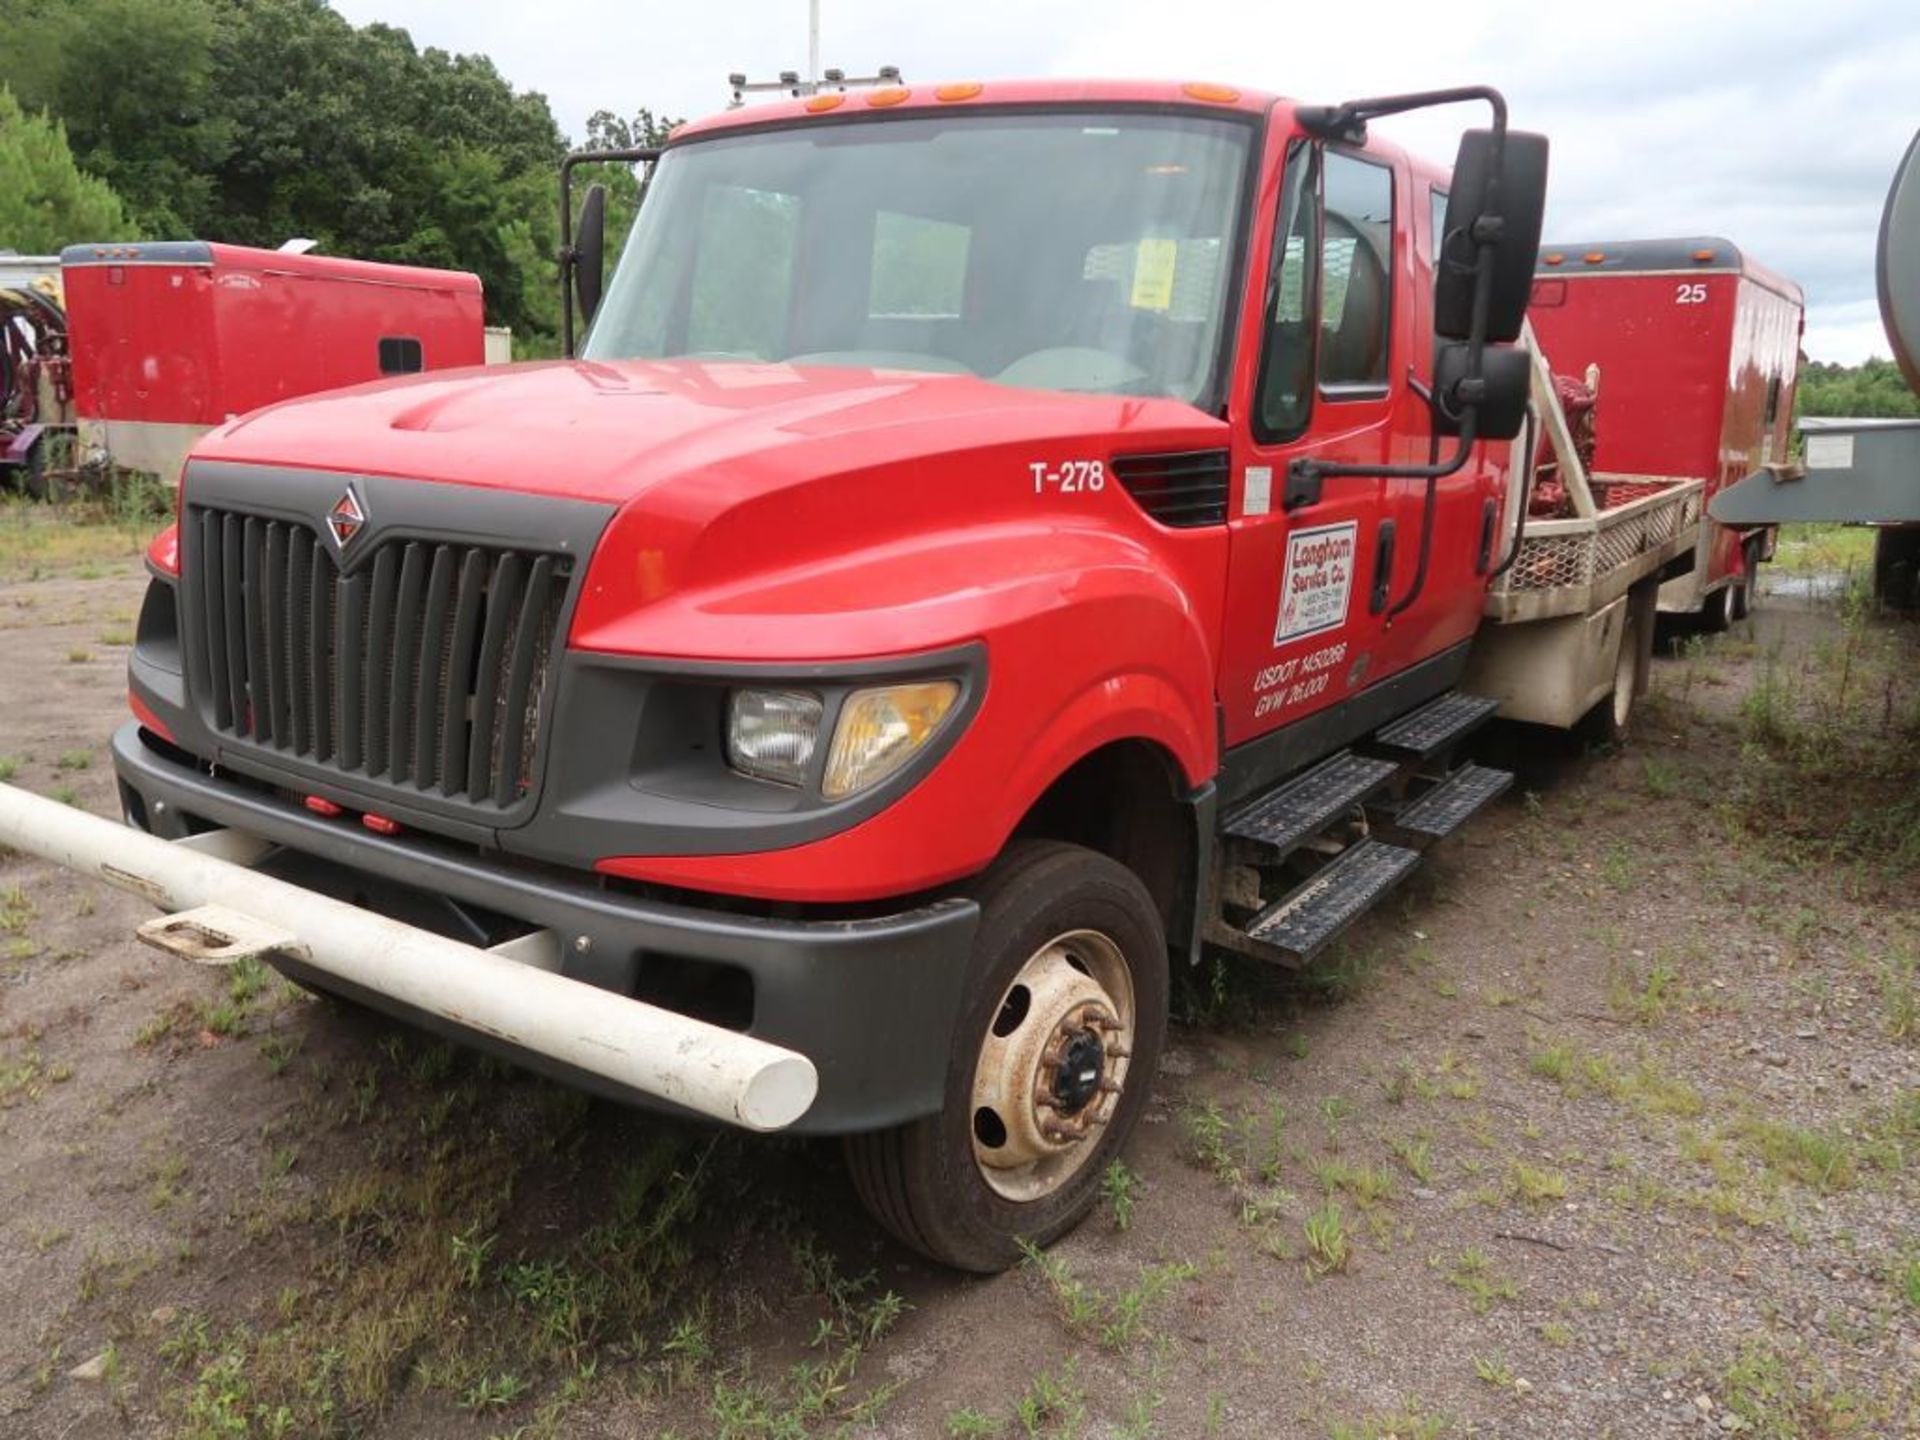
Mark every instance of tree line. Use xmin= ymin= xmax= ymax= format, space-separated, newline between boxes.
xmin=0 ymin=0 xmax=671 ymax=352
xmin=1796 ymin=357 xmax=1920 ymax=419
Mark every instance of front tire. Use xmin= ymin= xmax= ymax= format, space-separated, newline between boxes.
xmin=844 ymin=841 xmax=1168 ymax=1272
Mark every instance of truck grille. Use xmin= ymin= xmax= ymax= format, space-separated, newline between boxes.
xmin=186 ymin=507 xmax=572 ymax=812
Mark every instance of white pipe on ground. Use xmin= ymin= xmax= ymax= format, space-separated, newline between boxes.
xmin=0 ymin=782 xmax=818 ymax=1131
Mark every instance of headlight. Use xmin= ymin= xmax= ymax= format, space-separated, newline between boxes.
xmin=822 ymin=681 xmax=960 ymax=799
xmin=726 ymin=688 xmax=823 ymax=786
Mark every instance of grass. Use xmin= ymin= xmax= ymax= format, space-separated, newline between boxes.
xmin=1720 ymin=1337 xmax=1875 ymax=1439
xmin=0 ymin=481 xmax=171 ymax=581
xmin=150 ymin=1034 xmax=813 ymax=1438
xmin=1726 ymin=610 xmax=1920 ymax=892
xmin=1019 ymin=1242 xmax=1196 ymax=1351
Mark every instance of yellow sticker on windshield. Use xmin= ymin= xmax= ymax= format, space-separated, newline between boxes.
xmin=1130 ymin=238 xmax=1177 ymax=312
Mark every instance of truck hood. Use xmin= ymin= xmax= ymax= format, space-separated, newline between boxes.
xmin=197 ymin=358 xmax=1222 ymax=505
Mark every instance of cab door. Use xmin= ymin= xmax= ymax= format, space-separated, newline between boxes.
xmin=1218 ymin=139 xmax=1418 ymax=751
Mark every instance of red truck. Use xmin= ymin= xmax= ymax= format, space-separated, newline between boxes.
xmin=59 ymin=241 xmax=490 ymax=485
xmin=5 ymin=79 xmax=1559 ymax=1270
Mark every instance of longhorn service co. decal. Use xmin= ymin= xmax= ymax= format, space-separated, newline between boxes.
xmin=1274 ymin=521 xmax=1357 ymax=646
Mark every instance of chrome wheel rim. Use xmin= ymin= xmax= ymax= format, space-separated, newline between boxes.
xmin=1612 ymin=634 xmax=1635 ymax=730
xmin=969 ymin=929 xmax=1135 ymax=1202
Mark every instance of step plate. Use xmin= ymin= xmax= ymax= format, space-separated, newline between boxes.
xmin=1391 ymin=763 xmax=1514 ymax=845
xmin=1245 ymin=840 xmax=1422 ymax=960
xmin=1372 ymin=691 xmax=1501 ymax=758
xmin=1223 ymin=751 xmax=1400 ymax=856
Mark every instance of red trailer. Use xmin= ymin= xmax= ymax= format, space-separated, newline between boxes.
xmin=59 ymin=241 xmax=486 ymax=484
xmin=1526 ymin=238 xmax=1804 ymax=625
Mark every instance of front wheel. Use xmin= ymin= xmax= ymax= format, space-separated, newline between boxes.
xmin=844 ymin=841 xmax=1168 ymax=1272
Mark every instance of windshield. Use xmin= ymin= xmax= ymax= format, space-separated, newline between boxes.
xmin=583 ymin=110 xmax=1254 ymax=407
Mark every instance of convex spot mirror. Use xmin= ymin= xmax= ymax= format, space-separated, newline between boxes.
xmin=574 ymin=182 xmax=609 ymax=325
xmin=1433 ymin=342 xmax=1530 ymax=441
xmin=1436 ymin=129 xmax=1549 ymax=344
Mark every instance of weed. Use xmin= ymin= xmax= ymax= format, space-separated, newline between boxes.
xmin=1101 ymin=1158 xmax=1138 ymax=1231
xmin=461 ymin=1371 xmax=529 ymax=1411
xmin=54 ymin=749 xmax=91 ymax=771
xmin=67 ymin=647 xmax=91 ymax=664
xmin=1896 ymin=1254 xmax=1920 ymax=1312
xmin=1328 ymin=1402 xmax=1449 ymax=1440
xmin=1881 ymin=947 xmax=1916 ymax=1043
xmin=1311 ymin=1158 xmax=1395 ymax=1208
xmin=0 ymin=757 xmax=15 ymax=781
xmin=1387 ymin=1135 xmax=1434 ymax=1184
xmin=50 ymin=784 xmax=77 ymax=805
xmin=1015 ymin=1356 xmax=1086 ymax=1439
xmin=1303 ymin=1201 xmax=1351 ymax=1276
xmin=1508 ymin=1163 xmax=1569 ymax=1207
xmin=1446 ymin=1248 xmax=1518 ymax=1314
xmin=1642 ymin=754 xmax=1680 ymax=798
xmin=1471 ymin=1352 xmax=1515 ymax=1388
xmin=948 ymin=1407 xmax=1003 ymax=1437
xmin=1183 ymin=1101 xmax=1242 ymax=1186
xmin=1019 ymin=1241 xmax=1194 ymax=1351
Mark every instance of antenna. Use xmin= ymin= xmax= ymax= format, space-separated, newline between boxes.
xmin=728 ymin=0 xmax=899 ymax=107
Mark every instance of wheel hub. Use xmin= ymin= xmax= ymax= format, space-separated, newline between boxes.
xmin=1050 ymin=1026 xmax=1107 ymax=1115
xmin=970 ymin=931 xmax=1135 ymax=1202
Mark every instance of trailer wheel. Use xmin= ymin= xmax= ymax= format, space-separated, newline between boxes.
xmin=843 ymin=840 xmax=1167 ymax=1272
xmin=1730 ymin=539 xmax=1759 ymax=622
xmin=1701 ymin=580 xmax=1736 ymax=633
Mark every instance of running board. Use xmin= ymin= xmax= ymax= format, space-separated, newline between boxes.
xmin=1370 ymin=690 xmax=1500 ymax=759
xmin=1377 ymin=763 xmax=1514 ymax=848
xmin=1222 ymin=751 xmax=1399 ymax=858
xmin=1243 ymin=839 xmax=1422 ymax=962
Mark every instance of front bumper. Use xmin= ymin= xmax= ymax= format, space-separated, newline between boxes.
xmin=112 ymin=722 xmax=979 ymax=1134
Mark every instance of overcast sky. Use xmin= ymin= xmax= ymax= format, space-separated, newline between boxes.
xmin=335 ymin=0 xmax=1920 ymax=363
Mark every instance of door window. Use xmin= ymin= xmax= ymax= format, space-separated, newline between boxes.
xmin=1255 ymin=147 xmax=1396 ymax=441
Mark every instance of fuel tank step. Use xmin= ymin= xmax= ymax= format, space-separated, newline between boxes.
xmin=1222 ymin=750 xmax=1400 ymax=858
xmin=1370 ymin=690 xmax=1501 ymax=759
xmin=1243 ymin=839 xmax=1422 ymax=961
xmin=1382 ymin=762 xmax=1514 ymax=847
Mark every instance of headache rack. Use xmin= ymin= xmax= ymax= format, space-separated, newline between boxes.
xmin=1485 ymin=330 xmax=1706 ymax=625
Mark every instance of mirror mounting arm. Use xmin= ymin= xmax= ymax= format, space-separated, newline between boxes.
xmin=558 ymin=145 xmax=662 ymax=357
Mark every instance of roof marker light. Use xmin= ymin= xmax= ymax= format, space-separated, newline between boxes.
xmin=935 ymin=82 xmax=983 ymax=102
xmin=1543 ymin=253 xmax=1565 ymax=266
xmin=1182 ymin=82 xmax=1240 ymax=104
xmin=866 ymin=86 xmax=910 ymax=107
xmin=1692 ymin=248 xmax=1716 ymax=262
xmin=1583 ymin=251 xmax=1606 ymax=264
xmin=805 ymin=93 xmax=844 ymax=112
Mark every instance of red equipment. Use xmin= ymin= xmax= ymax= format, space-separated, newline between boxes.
xmin=59 ymin=241 xmax=486 ymax=482
xmin=1529 ymin=239 xmax=1803 ymax=622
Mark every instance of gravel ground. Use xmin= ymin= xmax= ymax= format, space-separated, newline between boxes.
xmin=0 ymin=538 xmax=1914 ymax=1440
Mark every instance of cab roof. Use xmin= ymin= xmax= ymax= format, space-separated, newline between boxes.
xmin=672 ymin=77 xmax=1286 ymax=142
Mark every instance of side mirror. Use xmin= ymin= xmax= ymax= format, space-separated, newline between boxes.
xmin=574 ymin=182 xmax=609 ymax=326
xmin=1435 ymin=129 xmax=1549 ymax=343
xmin=1433 ymin=342 xmax=1530 ymax=441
